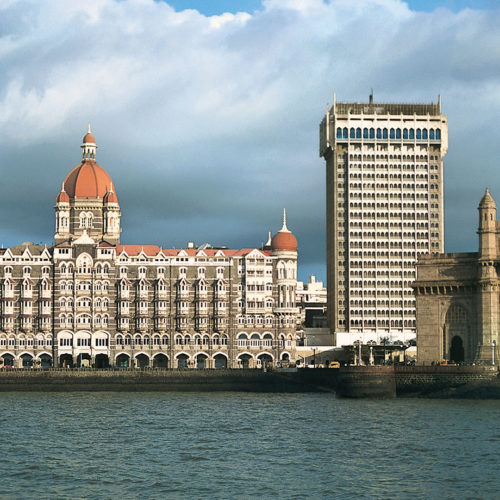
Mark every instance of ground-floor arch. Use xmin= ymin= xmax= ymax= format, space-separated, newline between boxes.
xmin=176 ymin=353 xmax=189 ymax=369
xmin=95 ymin=353 xmax=110 ymax=369
xmin=116 ymin=353 xmax=130 ymax=368
xmin=59 ymin=353 xmax=74 ymax=368
xmin=1 ymin=352 xmax=15 ymax=368
xmin=153 ymin=353 xmax=169 ymax=369
xmin=213 ymin=353 xmax=228 ymax=369
xmin=37 ymin=353 xmax=53 ymax=368
xmin=257 ymin=352 xmax=274 ymax=368
xmin=135 ymin=353 xmax=150 ymax=369
xmin=20 ymin=352 xmax=34 ymax=368
xmin=196 ymin=353 xmax=208 ymax=369
xmin=237 ymin=353 xmax=253 ymax=369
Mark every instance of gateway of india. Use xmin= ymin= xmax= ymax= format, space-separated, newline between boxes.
xmin=0 ymin=129 xmax=299 ymax=369
xmin=414 ymin=189 xmax=500 ymax=365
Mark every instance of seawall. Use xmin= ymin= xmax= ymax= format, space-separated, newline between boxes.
xmin=0 ymin=368 xmax=333 ymax=393
xmin=0 ymin=366 xmax=498 ymax=397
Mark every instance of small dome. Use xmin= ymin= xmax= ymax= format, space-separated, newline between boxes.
xmin=56 ymin=190 xmax=70 ymax=203
xmin=271 ymin=231 xmax=297 ymax=252
xmin=271 ymin=208 xmax=297 ymax=252
xmin=83 ymin=132 xmax=96 ymax=144
xmin=479 ymin=188 xmax=496 ymax=208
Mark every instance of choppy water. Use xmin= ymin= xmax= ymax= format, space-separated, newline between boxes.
xmin=0 ymin=393 xmax=499 ymax=499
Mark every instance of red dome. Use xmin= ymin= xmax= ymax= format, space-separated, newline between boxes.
xmin=83 ymin=132 xmax=96 ymax=144
xmin=271 ymin=231 xmax=297 ymax=252
xmin=63 ymin=161 xmax=114 ymax=199
xmin=56 ymin=190 xmax=70 ymax=203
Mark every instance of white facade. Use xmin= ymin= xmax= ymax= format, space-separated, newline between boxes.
xmin=320 ymin=95 xmax=448 ymax=344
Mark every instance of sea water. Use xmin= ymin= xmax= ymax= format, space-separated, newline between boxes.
xmin=0 ymin=393 xmax=498 ymax=499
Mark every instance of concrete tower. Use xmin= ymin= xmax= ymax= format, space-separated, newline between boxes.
xmin=319 ymin=94 xmax=448 ymax=344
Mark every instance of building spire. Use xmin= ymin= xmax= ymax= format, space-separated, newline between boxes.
xmin=281 ymin=208 xmax=290 ymax=232
xmin=265 ymin=231 xmax=272 ymax=246
xmin=61 ymin=181 xmax=65 ymax=192
xmin=88 ymin=123 xmax=92 ymax=134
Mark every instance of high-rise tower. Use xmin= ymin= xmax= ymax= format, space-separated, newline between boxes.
xmin=319 ymin=94 xmax=448 ymax=343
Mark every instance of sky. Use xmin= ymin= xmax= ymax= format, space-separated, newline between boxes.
xmin=1 ymin=0 xmax=500 ymax=283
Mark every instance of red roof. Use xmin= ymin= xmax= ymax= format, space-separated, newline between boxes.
xmin=83 ymin=132 xmax=96 ymax=144
xmin=116 ymin=245 xmax=271 ymax=257
xmin=271 ymin=231 xmax=298 ymax=252
xmin=63 ymin=161 xmax=115 ymax=199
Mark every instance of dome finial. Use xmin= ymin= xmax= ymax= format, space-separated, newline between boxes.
xmin=61 ymin=181 xmax=65 ymax=193
xmin=281 ymin=208 xmax=290 ymax=232
xmin=88 ymin=123 xmax=92 ymax=134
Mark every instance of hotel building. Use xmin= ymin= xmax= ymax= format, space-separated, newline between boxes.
xmin=0 ymin=129 xmax=299 ymax=369
xmin=319 ymin=95 xmax=448 ymax=344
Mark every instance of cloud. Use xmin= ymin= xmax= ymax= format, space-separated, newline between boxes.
xmin=0 ymin=0 xmax=499 ymax=281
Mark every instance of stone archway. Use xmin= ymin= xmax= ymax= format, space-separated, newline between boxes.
xmin=153 ymin=353 xmax=169 ymax=369
xmin=450 ymin=336 xmax=464 ymax=363
xmin=39 ymin=354 xmax=52 ymax=368
xmin=135 ymin=353 xmax=150 ymax=369
xmin=116 ymin=353 xmax=130 ymax=368
xmin=196 ymin=353 xmax=208 ymax=369
xmin=238 ymin=353 xmax=252 ymax=369
xmin=257 ymin=353 xmax=273 ymax=368
xmin=95 ymin=354 xmax=110 ymax=369
xmin=214 ymin=353 xmax=227 ymax=369
xmin=20 ymin=353 xmax=34 ymax=368
xmin=2 ymin=353 xmax=15 ymax=368
xmin=445 ymin=305 xmax=469 ymax=362
xmin=59 ymin=353 xmax=73 ymax=368
xmin=177 ymin=353 xmax=189 ymax=369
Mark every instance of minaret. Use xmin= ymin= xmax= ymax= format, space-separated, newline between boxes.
xmin=476 ymin=188 xmax=499 ymax=363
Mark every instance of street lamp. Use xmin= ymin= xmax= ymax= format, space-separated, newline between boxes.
xmin=358 ymin=339 xmax=362 ymax=366
xmin=492 ymin=341 xmax=496 ymax=366
xmin=370 ymin=345 xmax=374 ymax=366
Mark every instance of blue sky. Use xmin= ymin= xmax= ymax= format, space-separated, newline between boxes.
xmin=165 ymin=0 xmax=499 ymax=15
xmin=1 ymin=0 xmax=500 ymax=283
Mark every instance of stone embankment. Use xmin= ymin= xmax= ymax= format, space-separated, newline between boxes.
xmin=0 ymin=366 xmax=498 ymax=398
xmin=0 ymin=368 xmax=330 ymax=393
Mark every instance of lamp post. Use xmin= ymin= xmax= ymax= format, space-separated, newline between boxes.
xmin=358 ymin=340 xmax=362 ymax=366
xmin=370 ymin=345 xmax=374 ymax=366
xmin=492 ymin=341 xmax=496 ymax=366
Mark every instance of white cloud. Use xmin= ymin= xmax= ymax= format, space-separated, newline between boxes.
xmin=0 ymin=0 xmax=499 ymax=279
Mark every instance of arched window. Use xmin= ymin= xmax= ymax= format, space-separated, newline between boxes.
xmin=382 ymin=128 xmax=388 ymax=139
xmin=429 ymin=129 xmax=435 ymax=140
xmin=350 ymin=127 xmax=355 ymax=139
xmin=396 ymin=128 xmax=401 ymax=139
xmin=343 ymin=127 xmax=348 ymax=139
xmin=403 ymin=128 xmax=408 ymax=139
xmin=390 ymin=128 xmax=395 ymax=139
xmin=436 ymin=129 xmax=441 ymax=139
xmin=409 ymin=129 xmax=415 ymax=139
xmin=369 ymin=128 xmax=375 ymax=139
xmin=356 ymin=127 xmax=361 ymax=139
xmin=337 ymin=127 xmax=342 ymax=139
xmin=363 ymin=128 xmax=368 ymax=139
xmin=416 ymin=128 xmax=422 ymax=139
xmin=376 ymin=128 xmax=382 ymax=139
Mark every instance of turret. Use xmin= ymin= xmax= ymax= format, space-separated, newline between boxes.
xmin=478 ymin=188 xmax=497 ymax=259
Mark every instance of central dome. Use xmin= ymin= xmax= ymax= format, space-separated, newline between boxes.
xmin=64 ymin=161 xmax=113 ymax=198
